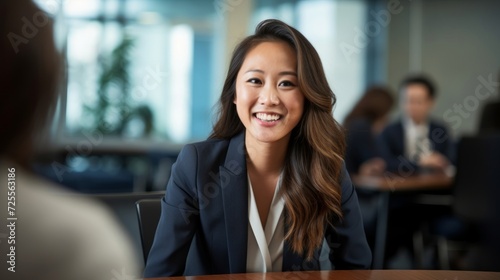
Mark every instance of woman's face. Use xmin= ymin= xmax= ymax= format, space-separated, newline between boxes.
xmin=234 ymin=41 xmax=304 ymax=145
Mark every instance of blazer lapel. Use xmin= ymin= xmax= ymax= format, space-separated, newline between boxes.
xmin=220 ymin=132 xmax=248 ymax=273
xmin=219 ymin=131 xmax=322 ymax=272
xmin=396 ymin=121 xmax=405 ymax=155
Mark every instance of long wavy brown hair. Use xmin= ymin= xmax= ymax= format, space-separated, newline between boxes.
xmin=210 ymin=19 xmax=345 ymax=260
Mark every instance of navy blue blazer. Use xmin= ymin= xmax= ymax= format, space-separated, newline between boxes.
xmin=377 ymin=120 xmax=455 ymax=173
xmin=144 ymin=132 xmax=372 ymax=277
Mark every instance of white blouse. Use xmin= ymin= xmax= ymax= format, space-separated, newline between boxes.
xmin=404 ymin=117 xmax=431 ymax=161
xmin=246 ymin=173 xmax=285 ymax=272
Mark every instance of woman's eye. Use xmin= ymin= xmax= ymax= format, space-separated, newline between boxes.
xmin=279 ymin=81 xmax=295 ymax=87
xmin=247 ymin=78 xmax=262 ymax=84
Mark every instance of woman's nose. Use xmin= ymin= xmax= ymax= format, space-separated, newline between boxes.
xmin=259 ymin=85 xmax=280 ymax=106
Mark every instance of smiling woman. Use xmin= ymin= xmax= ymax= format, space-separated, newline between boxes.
xmin=144 ymin=19 xmax=371 ymax=277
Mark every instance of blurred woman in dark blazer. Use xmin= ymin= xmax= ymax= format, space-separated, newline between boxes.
xmin=342 ymin=86 xmax=394 ymax=252
xmin=144 ymin=19 xmax=371 ymax=277
xmin=344 ymin=86 xmax=394 ymax=176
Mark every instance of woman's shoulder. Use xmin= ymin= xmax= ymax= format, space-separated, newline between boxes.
xmin=181 ymin=137 xmax=231 ymax=156
xmin=187 ymin=137 xmax=230 ymax=149
xmin=176 ymin=137 xmax=234 ymax=168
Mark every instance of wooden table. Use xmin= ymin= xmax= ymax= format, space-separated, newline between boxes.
xmin=352 ymin=173 xmax=454 ymax=269
xmin=352 ymin=173 xmax=453 ymax=192
xmin=149 ymin=270 xmax=500 ymax=280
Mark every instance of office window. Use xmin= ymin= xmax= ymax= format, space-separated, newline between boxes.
xmin=38 ymin=0 xmax=221 ymax=143
xmin=39 ymin=0 xmax=368 ymax=144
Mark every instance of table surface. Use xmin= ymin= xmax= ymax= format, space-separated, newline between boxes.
xmin=149 ymin=270 xmax=500 ymax=280
xmin=351 ymin=173 xmax=453 ymax=192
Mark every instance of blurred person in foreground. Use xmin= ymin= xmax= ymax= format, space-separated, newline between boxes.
xmin=378 ymin=75 xmax=454 ymax=175
xmin=0 ymin=1 xmax=139 ymax=279
xmin=343 ymin=86 xmax=394 ymax=176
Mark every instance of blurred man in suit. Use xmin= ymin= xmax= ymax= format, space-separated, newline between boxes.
xmin=378 ymin=75 xmax=454 ymax=175
xmin=377 ymin=76 xmax=455 ymax=266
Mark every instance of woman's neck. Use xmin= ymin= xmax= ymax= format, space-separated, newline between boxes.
xmin=245 ymin=132 xmax=289 ymax=176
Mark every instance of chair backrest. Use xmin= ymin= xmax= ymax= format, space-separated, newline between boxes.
xmin=453 ymin=134 xmax=500 ymax=222
xmin=136 ymin=198 xmax=162 ymax=263
xmin=89 ymin=192 xmax=164 ymax=266
xmin=454 ymin=134 xmax=500 ymax=271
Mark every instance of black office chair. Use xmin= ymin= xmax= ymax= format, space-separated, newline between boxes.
xmin=427 ymin=134 xmax=500 ymax=270
xmin=451 ymin=134 xmax=500 ymax=271
xmin=453 ymin=134 xmax=500 ymax=222
xmin=136 ymin=198 xmax=162 ymax=263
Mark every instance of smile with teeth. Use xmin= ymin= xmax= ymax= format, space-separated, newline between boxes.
xmin=254 ymin=112 xmax=282 ymax=122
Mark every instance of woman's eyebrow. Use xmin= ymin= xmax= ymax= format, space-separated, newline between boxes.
xmin=245 ymin=69 xmax=264 ymax=74
xmin=278 ymin=71 xmax=297 ymax=76
xmin=244 ymin=69 xmax=297 ymax=76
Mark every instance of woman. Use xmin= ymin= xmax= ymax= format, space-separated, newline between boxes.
xmin=144 ymin=19 xmax=371 ymax=277
xmin=343 ymin=86 xmax=394 ymax=175
xmin=342 ymin=86 xmax=394 ymax=252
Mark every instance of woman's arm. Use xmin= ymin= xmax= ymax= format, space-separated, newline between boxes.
xmin=143 ymin=145 xmax=200 ymax=277
xmin=326 ymin=164 xmax=372 ymax=269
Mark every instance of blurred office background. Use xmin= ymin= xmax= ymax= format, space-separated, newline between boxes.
xmin=36 ymin=0 xmax=500 ymax=142
xmin=32 ymin=0 xmax=500 ymax=191
xmin=29 ymin=0 xmax=499 ymax=270
xmin=34 ymin=0 xmax=374 ymax=192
